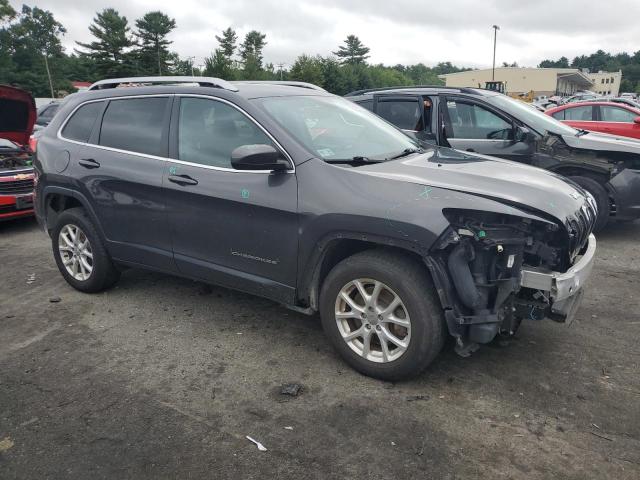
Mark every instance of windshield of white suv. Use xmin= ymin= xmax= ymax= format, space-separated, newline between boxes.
xmin=254 ymin=95 xmax=420 ymax=162
xmin=487 ymin=94 xmax=579 ymax=136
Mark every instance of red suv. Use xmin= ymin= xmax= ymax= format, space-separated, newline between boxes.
xmin=546 ymin=101 xmax=640 ymax=140
xmin=0 ymin=85 xmax=36 ymax=221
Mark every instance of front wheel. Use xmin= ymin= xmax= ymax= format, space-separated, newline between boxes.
xmin=319 ymin=250 xmax=446 ymax=381
xmin=569 ymin=176 xmax=609 ymax=232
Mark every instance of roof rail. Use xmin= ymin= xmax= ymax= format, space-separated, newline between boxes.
xmin=233 ymin=80 xmax=326 ymax=91
xmin=344 ymin=85 xmax=477 ymax=96
xmin=88 ymin=76 xmax=239 ymax=92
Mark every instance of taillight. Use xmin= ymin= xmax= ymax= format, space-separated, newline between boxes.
xmin=29 ymin=134 xmax=37 ymax=153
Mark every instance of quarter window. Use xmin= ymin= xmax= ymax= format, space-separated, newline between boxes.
xmin=356 ymin=99 xmax=374 ymax=111
xmin=600 ymin=106 xmax=637 ymax=122
xmin=551 ymin=110 xmax=565 ymax=120
xmin=445 ymin=100 xmax=512 ymax=139
xmin=61 ymin=101 xmax=104 ymax=143
xmin=178 ymin=97 xmax=275 ymax=168
xmin=564 ymin=105 xmax=593 ymax=121
xmin=99 ymin=97 xmax=169 ymax=156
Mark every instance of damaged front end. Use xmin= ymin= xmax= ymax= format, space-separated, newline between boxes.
xmin=429 ymin=206 xmax=596 ymax=356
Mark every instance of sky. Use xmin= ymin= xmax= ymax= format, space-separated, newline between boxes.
xmin=10 ymin=0 xmax=640 ymax=70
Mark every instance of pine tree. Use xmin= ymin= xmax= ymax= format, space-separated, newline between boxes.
xmin=133 ymin=11 xmax=176 ymax=75
xmin=215 ymin=27 xmax=237 ymax=59
xmin=333 ymin=35 xmax=370 ymax=65
xmin=76 ymin=8 xmax=134 ymax=78
xmin=240 ymin=30 xmax=267 ymax=69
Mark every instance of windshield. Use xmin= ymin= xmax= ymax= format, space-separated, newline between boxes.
xmin=486 ymin=94 xmax=578 ymax=136
xmin=253 ymin=95 xmax=420 ymax=162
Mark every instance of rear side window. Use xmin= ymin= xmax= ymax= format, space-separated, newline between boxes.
xmin=99 ymin=97 xmax=169 ymax=156
xmin=356 ymin=99 xmax=374 ymax=111
xmin=564 ymin=105 xmax=593 ymax=121
xmin=61 ymin=101 xmax=104 ymax=143
xmin=376 ymin=99 xmax=423 ymax=131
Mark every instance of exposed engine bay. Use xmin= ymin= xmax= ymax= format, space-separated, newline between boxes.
xmin=430 ymin=207 xmax=595 ymax=356
xmin=0 ymin=139 xmax=32 ymax=173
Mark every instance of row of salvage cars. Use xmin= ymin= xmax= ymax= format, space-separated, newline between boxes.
xmin=5 ymin=78 xmax=640 ymax=379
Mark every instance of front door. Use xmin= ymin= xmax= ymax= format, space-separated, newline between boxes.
xmin=596 ymin=105 xmax=640 ymax=139
xmin=441 ymin=96 xmax=535 ymax=163
xmin=163 ymin=96 xmax=299 ymax=304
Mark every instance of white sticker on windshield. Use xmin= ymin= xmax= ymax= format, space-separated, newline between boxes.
xmin=317 ymin=148 xmax=335 ymax=157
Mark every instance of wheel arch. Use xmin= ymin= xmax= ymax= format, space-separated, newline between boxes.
xmin=43 ymin=187 xmax=106 ymax=241
xmin=297 ymin=233 xmax=450 ymax=313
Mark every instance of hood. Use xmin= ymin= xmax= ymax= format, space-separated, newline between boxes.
xmin=562 ymin=130 xmax=640 ymax=154
xmin=0 ymin=85 xmax=36 ymax=146
xmin=358 ymin=146 xmax=589 ymax=225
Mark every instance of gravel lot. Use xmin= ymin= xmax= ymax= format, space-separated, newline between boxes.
xmin=1 ymin=217 xmax=639 ymax=479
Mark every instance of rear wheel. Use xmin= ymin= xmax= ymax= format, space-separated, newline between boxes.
xmin=569 ymin=176 xmax=609 ymax=232
xmin=319 ymin=250 xmax=446 ymax=381
xmin=52 ymin=207 xmax=120 ymax=292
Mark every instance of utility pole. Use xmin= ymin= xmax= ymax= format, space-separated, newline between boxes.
xmin=277 ymin=63 xmax=285 ymax=80
xmin=187 ymin=56 xmax=196 ymax=76
xmin=157 ymin=35 xmax=162 ymax=75
xmin=43 ymin=55 xmax=54 ymax=98
xmin=492 ymin=25 xmax=500 ymax=81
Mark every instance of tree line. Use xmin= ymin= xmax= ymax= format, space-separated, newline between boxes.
xmin=0 ymin=2 xmax=467 ymax=97
xmin=2 ymin=1 xmax=639 ymax=98
xmin=539 ymin=50 xmax=640 ymax=93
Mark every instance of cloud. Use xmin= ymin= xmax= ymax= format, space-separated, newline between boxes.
xmin=10 ymin=0 xmax=640 ymax=69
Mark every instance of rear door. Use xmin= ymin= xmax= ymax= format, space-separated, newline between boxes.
xmin=64 ymin=95 xmax=175 ymax=271
xmin=596 ymin=105 xmax=640 ymax=139
xmin=440 ymin=96 xmax=535 ymax=163
xmin=373 ymin=95 xmax=437 ymax=143
xmin=162 ymin=95 xmax=299 ymax=304
xmin=552 ymin=104 xmax=598 ymax=132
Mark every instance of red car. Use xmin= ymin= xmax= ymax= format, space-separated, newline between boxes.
xmin=0 ymin=85 xmax=36 ymax=221
xmin=545 ymin=101 xmax=640 ymax=139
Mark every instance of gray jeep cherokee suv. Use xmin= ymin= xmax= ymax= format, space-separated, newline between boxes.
xmin=34 ymin=77 xmax=596 ymax=380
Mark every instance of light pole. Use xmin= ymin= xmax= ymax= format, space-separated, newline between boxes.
xmin=492 ymin=25 xmax=500 ymax=81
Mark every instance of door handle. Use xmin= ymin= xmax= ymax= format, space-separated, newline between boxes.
xmin=78 ymin=158 xmax=100 ymax=169
xmin=168 ymin=174 xmax=198 ymax=186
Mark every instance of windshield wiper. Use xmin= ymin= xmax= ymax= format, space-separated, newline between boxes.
xmin=388 ymin=147 xmax=424 ymax=160
xmin=324 ymin=156 xmax=384 ymax=164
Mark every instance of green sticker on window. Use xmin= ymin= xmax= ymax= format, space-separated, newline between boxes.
xmin=241 ymin=189 xmax=250 ymax=199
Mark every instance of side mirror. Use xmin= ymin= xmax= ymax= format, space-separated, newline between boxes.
xmin=230 ymin=144 xmax=289 ymax=172
xmin=633 ymin=116 xmax=640 ymax=124
xmin=515 ymin=125 xmax=532 ymax=143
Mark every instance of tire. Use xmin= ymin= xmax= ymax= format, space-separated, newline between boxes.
xmin=319 ymin=249 xmax=446 ymax=381
xmin=569 ymin=176 xmax=609 ymax=232
xmin=51 ymin=207 xmax=120 ymax=293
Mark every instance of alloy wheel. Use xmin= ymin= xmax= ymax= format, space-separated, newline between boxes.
xmin=58 ymin=224 xmax=93 ymax=281
xmin=335 ymin=278 xmax=411 ymax=363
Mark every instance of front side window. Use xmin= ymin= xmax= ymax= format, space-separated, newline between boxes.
xmin=62 ymin=101 xmax=104 ymax=143
xmin=376 ymin=99 xmax=423 ymax=131
xmin=178 ymin=97 xmax=275 ymax=168
xmin=254 ymin=95 xmax=418 ymax=162
xmin=600 ymin=106 xmax=637 ymax=122
xmin=446 ymin=100 xmax=513 ymax=139
xmin=99 ymin=97 xmax=169 ymax=156
xmin=552 ymin=110 xmax=565 ymax=120
xmin=564 ymin=105 xmax=593 ymax=121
